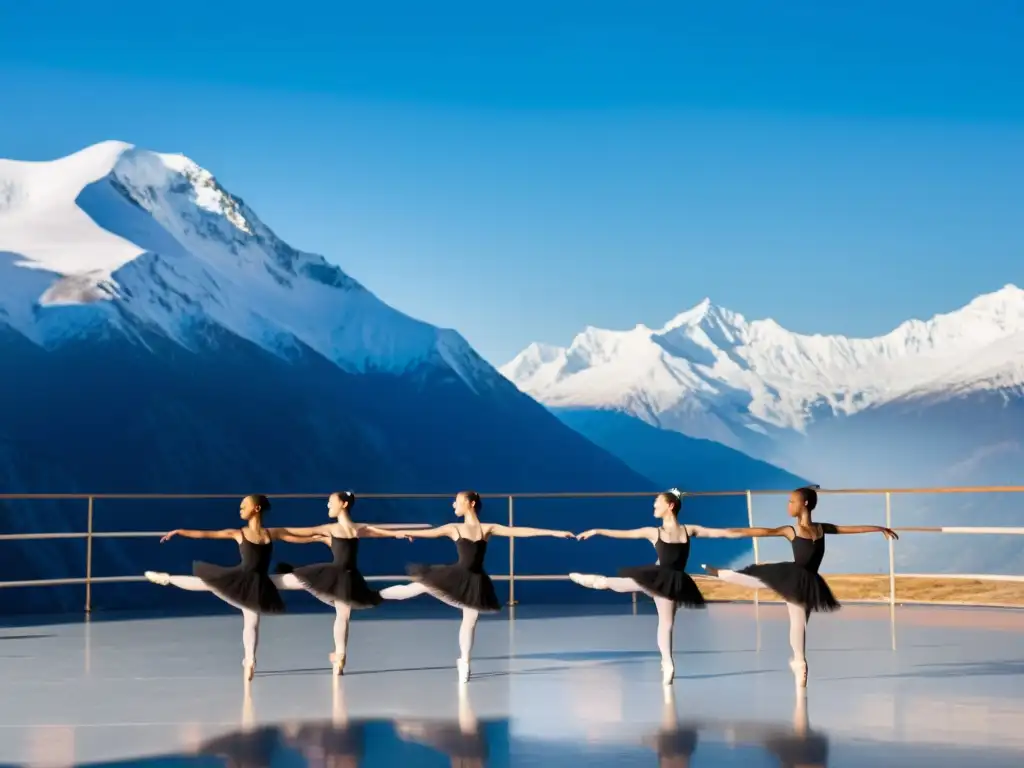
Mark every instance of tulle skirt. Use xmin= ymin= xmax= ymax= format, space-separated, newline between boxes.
xmin=193 ymin=561 xmax=286 ymax=613
xmin=407 ymin=563 xmax=501 ymax=612
xmin=738 ymin=562 xmax=840 ymax=612
xmin=617 ymin=565 xmax=706 ymax=607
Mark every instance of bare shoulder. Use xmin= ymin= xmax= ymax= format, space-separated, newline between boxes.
xmin=641 ymin=526 xmax=664 ymax=542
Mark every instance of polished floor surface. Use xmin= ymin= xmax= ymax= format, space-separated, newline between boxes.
xmin=2 ymin=601 xmax=1024 ymax=766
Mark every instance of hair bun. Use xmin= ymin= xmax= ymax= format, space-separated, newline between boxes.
xmin=668 ymin=488 xmax=683 ymax=498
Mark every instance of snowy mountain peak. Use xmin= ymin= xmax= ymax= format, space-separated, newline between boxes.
xmin=0 ymin=142 xmax=494 ymax=386
xmin=499 ymin=285 xmax=1024 ymax=453
xmin=662 ymin=297 xmax=737 ymax=330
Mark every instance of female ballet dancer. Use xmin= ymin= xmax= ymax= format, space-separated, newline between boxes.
xmin=569 ymin=488 xmax=717 ymax=685
xmin=700 ymin=485 xmax=897 ymax=687
xmin=273 ymin=490 xmax=412 ymax=676
xmin=381 ymin=490 xmax=575 ymax=683
xmin=144 ymin=493 xmax=313 ymax=681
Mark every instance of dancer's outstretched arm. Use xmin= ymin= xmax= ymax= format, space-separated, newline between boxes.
xmin=274 ymin=524 xmax=331 ymax=537
xmin=267 ymin=528 xmax=327 ymax=544
xmin=357 ymin=524 xmax=416 ymax=539
xmin=820 ymin=523 xmax=898 ymax=540
xmin=160 ymin=528 xmax=240 ymax=543
xmin=576 ymin=527 xmax=658 ymax=541
xmin=389 ymin=524 xmax=459 ymax=539
xmin=688 ymin=525 xmax=796 ymax=540
xmin=487 ymin=524 xmax=575 ymax=539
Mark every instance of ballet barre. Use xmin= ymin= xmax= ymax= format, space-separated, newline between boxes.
xmin=3 ymin=488 xmax=1024 ymax=615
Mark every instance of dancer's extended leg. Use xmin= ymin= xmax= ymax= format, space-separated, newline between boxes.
xmin=242 ymin=608 xmax=260 ymax=681
xmin=786 ymin=602 xmax=810 ymax=687
xmin=332 ymin=603 xmax=352 ymax=676
xmin=379 ymin=582 xmax=429 ymax=600
xmin=145 ymin=572 xmax=210 ymax=590
xmin=457 ymin=609 xmax=480 ymax=683
xmin=653 ymin=596 xmax=678 ymax=685
xmin=568 ymin=574 xmax=644 ymax=592
xmin=705 ymin=569 xmax=768 ymax=591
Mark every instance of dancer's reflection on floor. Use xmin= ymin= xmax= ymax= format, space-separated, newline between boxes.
xmin=283 ymin=678 xmax=365 ymax=768
xmin=393 ymin=684 xmax=488 ymax=768
xmin=642 ymin=686 xmax=698 ymax=768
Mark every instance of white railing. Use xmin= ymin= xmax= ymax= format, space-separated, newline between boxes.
xmin=1 ymin=487 xmax=1023 ymax=612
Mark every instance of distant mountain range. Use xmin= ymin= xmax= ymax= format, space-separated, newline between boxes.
xmin=501 ymin=286 xmax=1024 ymax=575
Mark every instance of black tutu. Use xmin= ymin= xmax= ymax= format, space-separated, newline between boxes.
xmin=618 ymin=565 xmax=706 ymax=607
xmin=738 ymin=562 xmax=840 ymax=612
xmin=194 ymin=560 xmax=286 ymax=614
xmin=407 ymin=563 xmax=501 ymax=612
xmin=276 ymin=562 xmax=382 ymax=609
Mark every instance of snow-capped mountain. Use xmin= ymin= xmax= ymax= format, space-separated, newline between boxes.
xmin=501 ymin=286 xmax=1024 ymax=466
xmin=0 ymin=140 xmax=489 ymax=386
xmin=503 ymin=288 xmax=1024 ymax=575
xmin=3 ymin=141 xmax=773 ymax=613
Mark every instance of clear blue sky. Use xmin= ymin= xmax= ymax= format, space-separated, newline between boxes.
xmin=2 ymin=1 xmax=1023 ymax=364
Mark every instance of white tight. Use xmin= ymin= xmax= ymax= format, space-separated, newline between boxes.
xmin=575 ymin=575 xmax=678 ymax=666
xmin=380 ymin=582 xmax=481 ymax=662
xmin=160 ymin=576 xmax=263 ymax=665
xmin=714 ymin=570 xmax=810 ymax=665
xmin=272 ymin=573 xmax=353 ymax=660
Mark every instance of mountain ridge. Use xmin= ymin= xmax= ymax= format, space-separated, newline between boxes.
xmin=501 ymin=284 xmax=1024 ymax=457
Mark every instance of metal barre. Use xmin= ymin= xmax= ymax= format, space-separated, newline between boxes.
xmin=3 ymin=491 xmax=1024 ymax=611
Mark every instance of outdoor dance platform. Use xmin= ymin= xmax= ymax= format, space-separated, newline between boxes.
xmin=1 ymin=600 xmax=1022 ymax=766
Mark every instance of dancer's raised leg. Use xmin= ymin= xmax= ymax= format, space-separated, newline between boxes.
xmin=145 ymin=572 xmax=210 ymax=589
xmin=568 ymin=573 xmax=644 ymax=592
xmin=701 ymin=566 xmax=768 ymax=591
xmin=379 ymin=582 xmax=429 ymax=600
xmin=457 ymin=608 xmax=480 ymax=683
xmin=653 ymin=596 xmax=678 ymax=685
xmin=241 ymin=608 xmax=260 ymax=682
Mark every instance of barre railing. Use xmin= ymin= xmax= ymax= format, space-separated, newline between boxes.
xmin=2 ymin=486 xmax=1024 ymax=613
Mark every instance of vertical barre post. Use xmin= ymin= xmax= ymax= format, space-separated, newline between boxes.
xmin=885 ymin=491 xmax=895 ymax=606
xmin=747 ymin=490 xmax=759 ymax=602
xmin=886 ymin=491 xmax=896 ymax=650
xmin=747 ymin=489 xmax=761 ymax=652
xmin=85 ymin=496 xmax=94 ymax=614
xmin=507 ymin=495 xmax=517 ymax=607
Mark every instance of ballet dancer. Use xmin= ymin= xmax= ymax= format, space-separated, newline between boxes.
xmin=700 ymin=485 xmax=897 ymax=687
xmin=381 ymin=490 xmax=574 ymax=682
xmin=144 ymin=493 xmax=313 ymax=681
xmin=273 ymin=490 xmax=412 ymax=676
xmin=569 ymin=488 xmax=717 ymax=685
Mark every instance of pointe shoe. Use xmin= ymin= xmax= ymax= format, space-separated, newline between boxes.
xmin=329 ymin=652 xmax=345 ymax=676
xmin=145 ymin=570 xmax=170 ymax=586
xmin=243 ymin=659 xmax=256 ymax=682
xmin=661 ymin=660 xmax=675 ymax=686
xmin=789 ymin=658 xmax=808 ymax=688
xmin=457 ymin=658 xmax=470 ymax=684
xmin=569 ymin=573 xmax=606 ymax=589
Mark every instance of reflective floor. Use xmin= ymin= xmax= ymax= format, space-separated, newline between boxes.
xmin=2 ymin=601 xmax=1024 ymax=766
